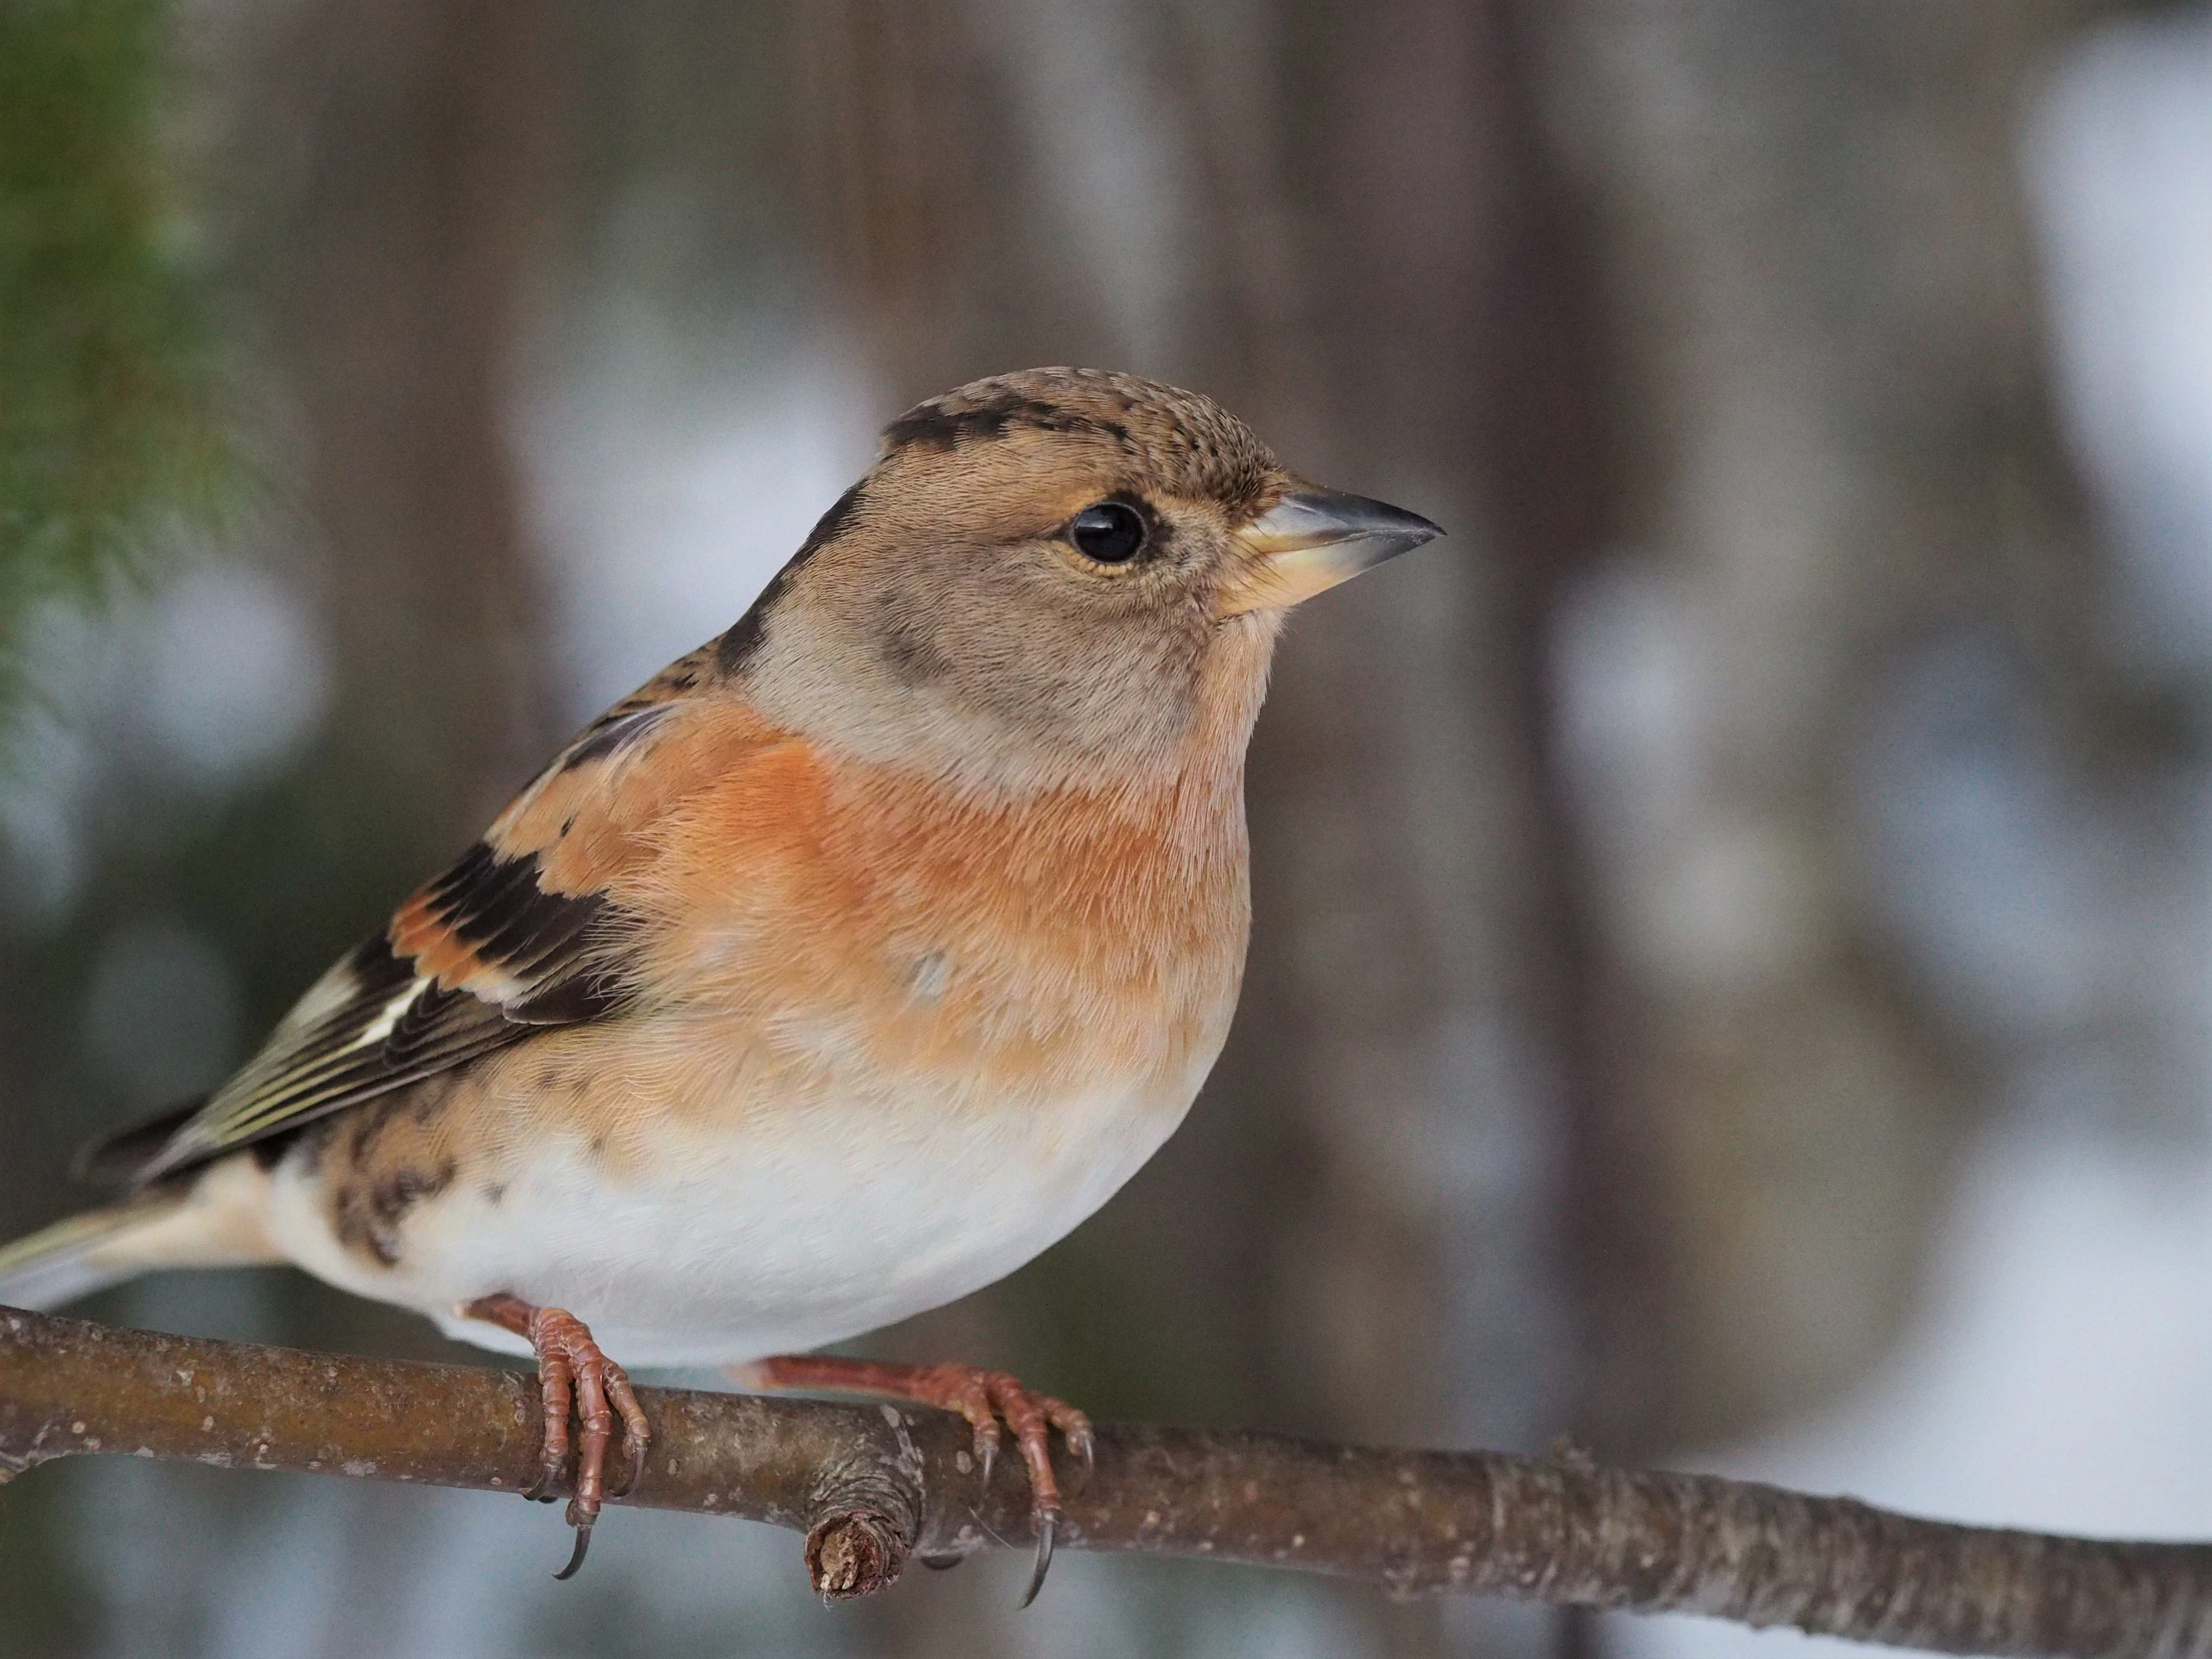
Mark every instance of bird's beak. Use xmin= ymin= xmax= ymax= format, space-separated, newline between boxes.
xmin=1217 ymin=490 xmax=1444 ymax=616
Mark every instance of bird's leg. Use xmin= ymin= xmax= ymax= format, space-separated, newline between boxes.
xmin=731 ymin=1354 xmax=1093 ymax=1606
xmin=462 ymin=1293 xmax=649 ymax=1580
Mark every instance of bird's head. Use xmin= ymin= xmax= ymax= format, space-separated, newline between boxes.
xmin=726 ymin=368 xmax=1441 ymax=793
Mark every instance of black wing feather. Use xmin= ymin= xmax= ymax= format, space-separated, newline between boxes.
xmin=119 ymin=845 xmax=643 ymax=1186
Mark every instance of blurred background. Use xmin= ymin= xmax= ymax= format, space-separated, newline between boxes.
xmin=3 ymin=1 xmax=2210 ymax=1654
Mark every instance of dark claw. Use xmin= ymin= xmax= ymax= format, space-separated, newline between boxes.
xmin=976 ymin=1433 xmax=997 ymax=1497
xmin=612 ymin=1433 xmax=646 ymax=1499
xmin=554 ymin=1523 xmax=593 ymax=1581
xmin=1071 ymin=1428 xmax=1096 ymax=1491
xmin=1018 ymin=1513 xmax=1057 ymax=1609
xmin=919 ymin=1551 xmax=966 ymax=1571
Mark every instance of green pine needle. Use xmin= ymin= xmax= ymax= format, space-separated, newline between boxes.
xmin=0 ymin=0 xmax=243 ymax=712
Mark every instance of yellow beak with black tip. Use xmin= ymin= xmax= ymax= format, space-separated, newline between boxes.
xmin=1218 ymin=490 xmax=1444 ymax=615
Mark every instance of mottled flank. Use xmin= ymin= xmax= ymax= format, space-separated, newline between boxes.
xmin=327 ymin=1080 xmax=462 ymax=1267
xmin=339 ymin=1085 xmax=441 ymax=1165
xmin=333 ymin=1156 xmax=455 ymax=1268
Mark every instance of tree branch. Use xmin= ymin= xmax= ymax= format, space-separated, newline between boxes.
xmin=2 ymin=1306 xmax=2205 ymax=1656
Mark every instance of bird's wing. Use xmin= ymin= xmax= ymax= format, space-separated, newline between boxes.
xmin=118 ymin=646 xmax=766 ymax=1185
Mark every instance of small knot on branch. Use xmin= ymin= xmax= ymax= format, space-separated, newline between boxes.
xmin=806 ymin=1508 xmax=908 ymax=1601
xmin=800 ymin=1410 xmax=927 ymax=1601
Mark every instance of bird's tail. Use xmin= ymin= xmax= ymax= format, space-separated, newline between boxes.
xmin=0 ymin=1200 xmax=187 ymax=1311
xmin=0 ymin=1159 xmax=279 ymax=1313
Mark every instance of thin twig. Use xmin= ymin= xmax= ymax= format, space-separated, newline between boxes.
xmin=1 ymin=1306 xmax=2205 ymax=1657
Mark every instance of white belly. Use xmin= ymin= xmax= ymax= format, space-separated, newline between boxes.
xmin=261 ymin=1073 xmax=1200 ymax=1366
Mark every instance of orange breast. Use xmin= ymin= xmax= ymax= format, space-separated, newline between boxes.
xmin=639 ymin=740 xmax=1252 ymax=1113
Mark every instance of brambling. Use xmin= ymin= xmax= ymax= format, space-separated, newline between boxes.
xmin=0 ymin=368 xmax=1439 ymax=1598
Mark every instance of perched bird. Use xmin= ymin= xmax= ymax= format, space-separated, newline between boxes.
xmin=0 ymin=368 xmax=1439 ymax=1599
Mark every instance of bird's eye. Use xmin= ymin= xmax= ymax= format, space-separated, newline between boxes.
xmin=1068 ymin=501 xmax=1147 ymax=564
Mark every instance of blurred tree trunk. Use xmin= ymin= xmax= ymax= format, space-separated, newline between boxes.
xmin=228 ymin=0 xmax=576 ymax=841
xmin=1269 ymin=0 xmax=1654 ymax=1457
xmin=1529 ymin=0 xmax=2112 ymax=1442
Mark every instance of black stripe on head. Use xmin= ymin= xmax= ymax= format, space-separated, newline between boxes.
xmin=884 ymin=394 xmax=1128 ymax=453
xmin=717 ymin=480 xmax=866 ymax=676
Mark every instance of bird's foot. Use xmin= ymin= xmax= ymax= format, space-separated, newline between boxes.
xmin=732 ymin=1354 xmax=1092 ymax=1607
xmin=463 ymin=1293 xmax=649 ymax=1579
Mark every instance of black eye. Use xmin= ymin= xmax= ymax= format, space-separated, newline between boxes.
xmin=1068 ymin=500 xmax=1147 ymax=563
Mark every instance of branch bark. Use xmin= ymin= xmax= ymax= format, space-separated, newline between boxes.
xmin=1 ymin=1306 xmax=2204 ymax=1657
